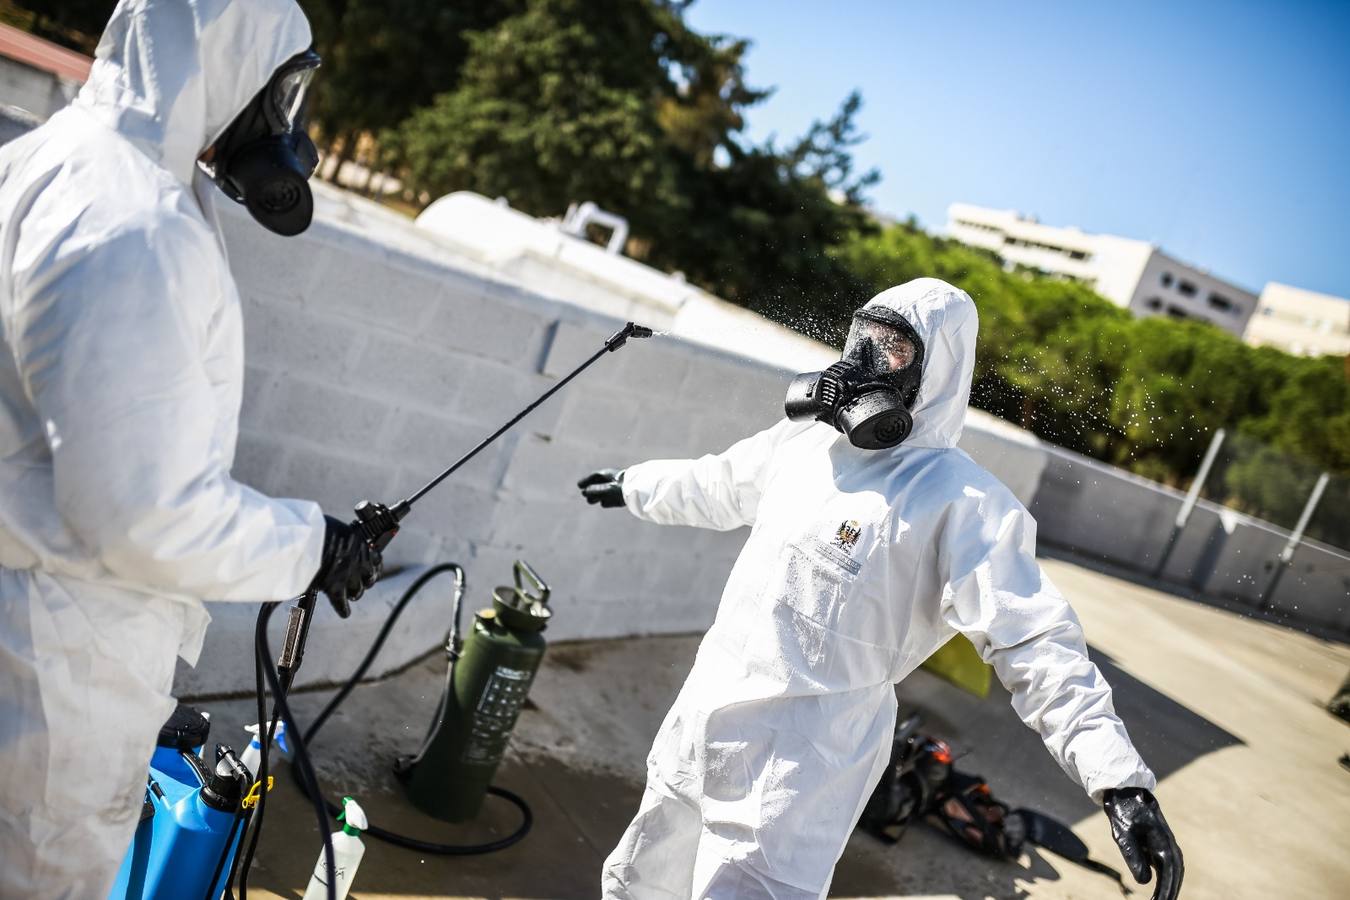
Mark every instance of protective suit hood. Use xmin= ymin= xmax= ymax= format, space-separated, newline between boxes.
xmin=74 ymin=0 xmax=313 ymax=187
xmin=859 ymin=277 xmax=977 ymax=450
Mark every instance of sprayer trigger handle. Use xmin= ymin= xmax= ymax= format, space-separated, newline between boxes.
xmin=354 ymin=500 xmax=403 ymax=551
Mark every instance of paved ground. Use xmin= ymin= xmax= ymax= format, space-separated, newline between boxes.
xmin=199 ymin=555 xmax=1350 ymax=899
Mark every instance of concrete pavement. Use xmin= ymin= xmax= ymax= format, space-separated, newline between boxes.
xmin=197 ymin=554 xmax=1350 ymax=899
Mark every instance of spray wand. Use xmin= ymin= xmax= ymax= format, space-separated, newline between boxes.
xmin=238 ymin=321 xmax=653 ymax=898
xmin=273 ymin=320 xmax=652 ymax=686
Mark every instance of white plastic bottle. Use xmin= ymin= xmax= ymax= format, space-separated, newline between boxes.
xmin=238 ymin=719 xmax=288 ymax=778
xmin=302 ymin=796 xmax=367 ymax=900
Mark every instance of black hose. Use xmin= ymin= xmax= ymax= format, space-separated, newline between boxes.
xmin=226 ymin=639 xmax=269 ymax=898
xmin=293 ymin=563 xmax=533 ymax=855
xmin=236 ymin=602 xmax=337 ymax=900
xmin=304 ymin=564 xmax=465 ymax=741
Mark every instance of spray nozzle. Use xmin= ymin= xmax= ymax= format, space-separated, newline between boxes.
xmin=604 ymin=321 xmax=654 ymax=352
xmin=337 ymin=796 xmax=368 ymax=834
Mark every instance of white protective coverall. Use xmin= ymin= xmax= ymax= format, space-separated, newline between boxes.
xmin=0 ymin=2 xmax=324 ymax=894
xmin=602 ymin=278 xmax=1156 ymax=899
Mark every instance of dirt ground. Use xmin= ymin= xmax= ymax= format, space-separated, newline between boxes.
xmin=199 ymin=554 xmax=1350 ymax=899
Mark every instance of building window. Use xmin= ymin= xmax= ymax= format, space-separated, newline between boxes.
xmin=1208 ymin=293 xmax=1235 ymax=313
xmin=1161 ymin=272 xmax=1173 ymax=287
xmin=1146 ymin=297 xmax=1163 ymax=311
xmin=1166 ymin=305 xmax=1189 ymax=319
xmin=1001 ymin=235 xmax=1087 ymax=260
xmin=1177 ymin=280 xmax=1197 ymax=297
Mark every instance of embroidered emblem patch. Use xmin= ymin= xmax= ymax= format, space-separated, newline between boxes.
xmin=833 ymin=519 xmax=862 ymax=552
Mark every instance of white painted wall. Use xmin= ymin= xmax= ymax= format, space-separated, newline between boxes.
xmin=415 ymin=192 xmax=840 ymax=373
xmin=1029 ymin=444 xmax=1348 ymax=636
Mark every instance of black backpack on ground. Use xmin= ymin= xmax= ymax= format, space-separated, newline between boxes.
xmin=859 ymin=711 xmax=1125 ymax=889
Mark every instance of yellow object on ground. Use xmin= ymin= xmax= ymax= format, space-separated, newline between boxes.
xmin=920 ymin=634 xmax=992 ymax=697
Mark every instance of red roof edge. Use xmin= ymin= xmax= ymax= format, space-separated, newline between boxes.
xmin=0 ymin=23 xmax=94 ymax=84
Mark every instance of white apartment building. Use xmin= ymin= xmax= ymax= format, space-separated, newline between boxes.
xmin=946 ymin=203 xmax=1258 ymax=336
xmin=1245 ymin=282 xmax=1350 ymax=357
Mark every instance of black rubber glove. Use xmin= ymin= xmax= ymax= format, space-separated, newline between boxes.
xmin=577 ymin=468 xmax=625 ymax=508
xmin=1103 ymin=787 xmax=1183 ymax=900
xmin=310 ymin=515 xmax=383 ymax=618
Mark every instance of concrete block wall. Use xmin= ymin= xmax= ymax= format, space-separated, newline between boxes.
xmin=179 ymin=203 xmax=785 ymax=695
xmin=178 ymin=199 xmax=1347 ymax=696
xmin=1030 ymin=445 xmax=1350 ymax=636
xmin=0 ymin=57 xmax=79 ymax=121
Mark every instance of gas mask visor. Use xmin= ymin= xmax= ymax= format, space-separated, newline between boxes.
xmin=205 ymin=49 xmax=322 ymax=236
xmin=785 ymin=308 xmax=924 ymax=450
xmin=844 ymin=309 xmax=922 ymax=383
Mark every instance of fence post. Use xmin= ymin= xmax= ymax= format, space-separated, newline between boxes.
xmin=1258 ymin=471 xmax=1330 ymax=612
xmin=1153 ymin=428 xmax=1225 ymax=579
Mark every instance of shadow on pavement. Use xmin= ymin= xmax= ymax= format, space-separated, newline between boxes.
xmin=1092 ymin=648 xmax=1244 ymax=785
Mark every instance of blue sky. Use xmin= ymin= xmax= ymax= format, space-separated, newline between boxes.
xmin=685 ymin=0 xmax=1350 ymax=298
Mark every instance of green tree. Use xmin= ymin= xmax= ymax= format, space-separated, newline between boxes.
xmin=0 ymin=0 xmax=110 ymax=53
xmin=386 ymin=0 xmax=684 ymax=229
xmin=648 ymin=98 xmax=877 ymax=327
xmin=384 ymin=0 xmax=876 ymax=314
xmin=0 ymin=0 xmax=515 ymax=171
xmin=297 ymin=0 xmax=512 ymax=171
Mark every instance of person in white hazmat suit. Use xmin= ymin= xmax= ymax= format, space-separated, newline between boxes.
xmin=0 ymin=1 xmax=383 ymax=894
xmin=579 ymin=278 xmax=1183 ymax=899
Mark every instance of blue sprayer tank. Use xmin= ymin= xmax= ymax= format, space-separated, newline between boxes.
xmin=109 ymin=705 xmax=250 ymax=900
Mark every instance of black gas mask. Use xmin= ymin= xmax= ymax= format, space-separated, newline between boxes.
xmin=205 ymin=49 xmax=321 ymax=236
xmin=785 ymin=306 xmax=924 ymax=449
